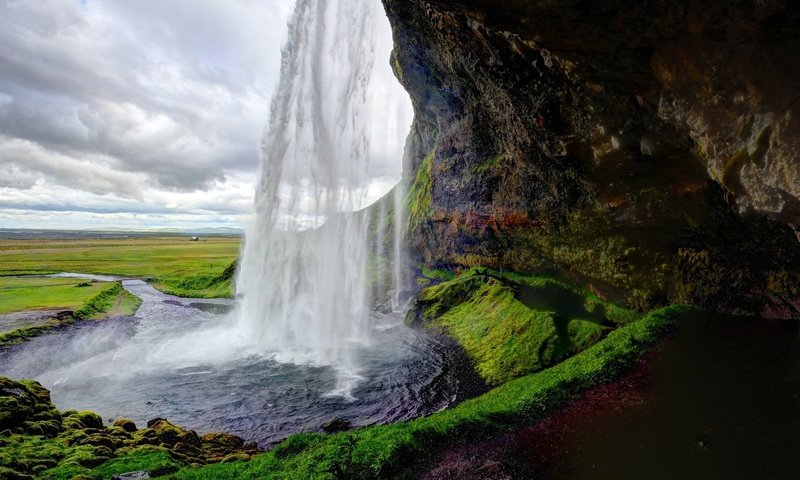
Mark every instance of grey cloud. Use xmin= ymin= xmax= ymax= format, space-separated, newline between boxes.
xmin=0 ymin=0 xmax=291 ymax=193
xmin=0 ymin=0 xmax=409 ymax=229
xmin=0 ymin=163 xmax=39 ymax=189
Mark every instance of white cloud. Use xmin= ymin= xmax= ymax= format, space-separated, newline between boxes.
xmin=0 ymin=0 xmax=409 ymax=230
xmin=0 ymin=0 xmax=293 ymax=229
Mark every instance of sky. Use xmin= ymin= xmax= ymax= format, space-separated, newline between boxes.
xmin=0 ymin=0 xmax=408 ymax=231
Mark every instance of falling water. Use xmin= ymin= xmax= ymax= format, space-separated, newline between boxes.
xmin=235 ymin=0 xmax=411 ymax=395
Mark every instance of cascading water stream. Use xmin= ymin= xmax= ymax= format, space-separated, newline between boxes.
xmin=0 ymin=0 xmax=476 ymax=445
xmin=235 ymin=0 xmax=411 ymax=396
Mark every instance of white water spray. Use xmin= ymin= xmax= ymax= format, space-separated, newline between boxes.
xmin=235 ymin=0 xmax=411 ymax=394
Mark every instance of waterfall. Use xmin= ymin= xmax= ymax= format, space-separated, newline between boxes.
xmin=235 ymin=0 xmax=411 ymax=396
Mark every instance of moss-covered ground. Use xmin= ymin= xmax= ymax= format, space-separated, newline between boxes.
xmin=0 ymin=377 xmax=259 ymax=480
xmin=0 ymin=236 xmax=240 ymax=298
xmin=408 ymin=268 xmax=639 ymax=384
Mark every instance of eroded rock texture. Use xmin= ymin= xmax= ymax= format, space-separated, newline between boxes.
xmin=384 ymin=0 xmax=800 ymax=317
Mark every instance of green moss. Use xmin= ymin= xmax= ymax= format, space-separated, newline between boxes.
xmin=420 ymin=266 xmax=456 ymax=282
xmin=406 ymin=149 xmax=435 ymax=229
xmin=166 ymin=305 xmax=688 ymax=480
xmin=721 ymin=148 xmax=750 ymax=195
xmin=409 ymin=268 xmax=635 ymax=384
xmin=390 ymin=49 xmax=404 ymax=84
xmin=469 ymin=150 xmax=504 ymax=174
xmin=95 ymin=449 xmax=182 ymax=478
xmin=510 ymin=207 xmax=679 ymax=309
xmin=63 ymin=411 xmax=104 ymax=430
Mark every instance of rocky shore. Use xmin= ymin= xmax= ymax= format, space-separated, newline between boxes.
xmin=0 ymin=377 xmax=260 ymax=479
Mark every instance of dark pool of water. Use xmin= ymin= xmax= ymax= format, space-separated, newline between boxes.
xmin=0 ymin=280 xmax=477 ymax=446
xmin=420 ymin=311 xmax=800 ymax=479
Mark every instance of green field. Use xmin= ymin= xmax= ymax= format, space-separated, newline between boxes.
xmin=0 ymin=278 xmax=142 ymax=348
xmin=0 ymin=277 xmax=117 ymax=315
xmin=0 ymin=236 xmax=241 ymax=298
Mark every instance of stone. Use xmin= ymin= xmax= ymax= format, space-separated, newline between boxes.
xmin=113 ymin=418 xmax=138 ymax=433
xmin=111 ymin=472 xmax=149 ymax=480
xmin=322 ymin=418 xmax=352 ymax=433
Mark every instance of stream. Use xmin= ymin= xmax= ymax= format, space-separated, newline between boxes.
xmin=0 ymin=276 xmax=474 ymax=446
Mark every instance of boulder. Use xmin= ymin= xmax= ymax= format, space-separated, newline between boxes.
xmin=113 ymin=418 xmax=138 ymax=433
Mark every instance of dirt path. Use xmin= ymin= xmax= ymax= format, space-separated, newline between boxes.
xmin=108 ymin=292 xmax=125 ymax=317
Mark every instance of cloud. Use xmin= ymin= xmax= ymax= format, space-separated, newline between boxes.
xmin=0 ymin=0 xmax=410 ymax=229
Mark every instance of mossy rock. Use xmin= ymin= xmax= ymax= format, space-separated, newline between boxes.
xmin=145 ymin=419 xmax=192 ymax=447
xmin=200 ymin=432 xmax=244 ymax=450
xmin=112 ymin=418 xmax=138 ymax=433
xmin=64 ymin=411 xmax=104 ymax=430
xmin=220 ymin=452 xmax=250 ymax=463
xmin=0 ymin=377 xmax=62 ymax=437
xmin=0 ymin=466 xmax=33 ymax=480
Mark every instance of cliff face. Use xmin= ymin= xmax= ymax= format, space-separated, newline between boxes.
xmin=383 ymin=0 xmax=800 ymax=318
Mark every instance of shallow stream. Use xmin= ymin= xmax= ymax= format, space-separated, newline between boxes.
xmin=0 ymin=278 xmax=473 ymax=446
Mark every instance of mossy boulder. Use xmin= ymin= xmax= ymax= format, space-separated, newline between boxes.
xmin=200 ymin=432 xmax=259 ymax=463
xmin=0 ymin=377 xmax=62 ymax=437
xmin=0 ymin=376 xmax=262 ymax=478
xmin=64 ymin=411 xmax=104 ymax=430
xmin=112 ymin=418 xmax=138 ymax=433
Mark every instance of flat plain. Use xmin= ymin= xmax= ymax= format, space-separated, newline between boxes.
xmin=0 ymin=235 xmax=241 ymax=298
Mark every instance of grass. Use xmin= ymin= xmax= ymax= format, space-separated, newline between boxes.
xmin=159 ymin=304 xmax=689 ymax=480
xmin=94 ymin=450 xmax=183 ymax=479
xmin=0 ymin=280 xmax=141 ymax=348
xmin=0 ymin=278 xmax=117 ymax=315
xmin=410 ymin=268 xmax=640 ymax=385
xmin=0 ymin=236 xmax=240 ymax=298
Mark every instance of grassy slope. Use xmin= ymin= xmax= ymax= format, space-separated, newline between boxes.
xmin=0 ymin=278 xmax=116 ymax=315
xmin=0 ymin=281 xmax=141 ymax=348
xmin=412 ymin=268 xmax=640 ymax=384
xmin=156 ymin=305 xmax=688 ymax=480
xmin=0 ymin=236 xmax=240 ymax=298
